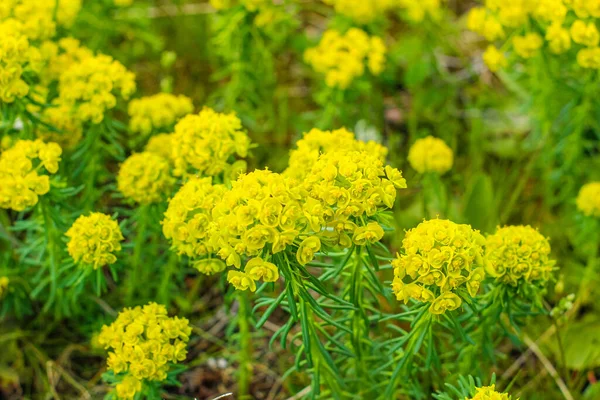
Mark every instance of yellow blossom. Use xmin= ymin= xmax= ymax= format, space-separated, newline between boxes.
xmin=227 ymin=270 xmax=257 ymax=292
xmin=468 ymin=385 xmax=513 ymax=400
xmin=128 ymin=93 xmax=193 ymax=136
xmin=65 ymin=213 xmax=124 ymax=269
xmin=117 ymin=152 xmax=174 ymax=204
xmin=483 ymin=45 xmax=507 ymax=72
xmin=408 ymin=136 xmax=453 ymax=175
xmin=570 ymin=20 xmax=600 ymax=47
xmin=513 ymin=33 xmax=543 ymax=58
xmin=576 ymin=182 xmax=600 ymax=217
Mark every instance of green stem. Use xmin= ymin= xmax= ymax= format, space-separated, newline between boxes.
xmin=238 ymin=291 xmax=253 ymax=399
xmin=158 ymin=251 xmax=178 ymax=305
xmin=39 ymin=198 xmax=59 ymax=313
xmin=127 ymin=205 xmax=148 ymax=303
xmin=350 ymin=250 xmax=368 ymax=385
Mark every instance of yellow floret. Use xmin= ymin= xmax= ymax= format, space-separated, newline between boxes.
xmin=117 ymin=152 xmax=174 ymax=204
xmin=407 ymin=136 xmax=453 ymax=175
xmin=65 ymin=213 xmax=124 ymax=269
xmin=576 ymin=182 xmax=600 ymax=217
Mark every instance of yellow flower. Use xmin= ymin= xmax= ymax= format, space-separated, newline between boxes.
xmin=577 ymin=47 xmax=600 ymax=68
xmin=144 ymin=133 xmax=174 ymax=162
xmin=392 ymin=219 xmax=486 ymax=314
xmin=128 ymin=93 xmax=193 ymax=136
xmin=98 ymin=302 xmax=191 ymax=398
xmin=162 ymin=177 xmax=228 ymax=260
xmin=545 ymin=22 xmax=571 ymax=54
xmin=0 ymin=139 xmax=61 ymax=211
xmin=576 ymin=182 xmax=600 ymax=217
xmin=170 ymin=107 xmax=251 ymax=177
xmin=0 ymin=277 xmax=9 ymax=298
xmin=117 ymin=152 xmax=174 ymax=204
xmin=570 ymin=20 xmax=600 ymax=47
xmin=483 ymin=45 xmax=507 ymax=72
xmin=468 ymin=385 xmax=513 ymax=400
xmin=323 ymin=0 xmax=398 ymax=24
xmin=512 ymin=33 xmax=543 ymax=58
xmin=65 ymin=213 xmax=124 ymax=269
xmin=227 ymin=270 xmax=257 ymax=292
xmin=38 ymin=37 xmax=93 ymax=85
xmin=58 ymin=53 xmax=136 ymax=124
xmin=296 ymin=236 xmax=321 ymax=266
xmin=245 ymin=257 xmax=279 ymax=282
xmin=485 ymin=225 xmax=555 ymax=287
xmin=398 ymin=0 xmax=443 ymax=23
xmin=304 ymin=28 xmax=386 ymax=89
xmin=37 ymin=101 xmax=84 ymax=149
xmin=285 ymin=127 xmax=388 ymax=181
xmin=192 ymin=258 xmax=227 ymax=275
xmin=352 ymin=222 xmax=384 ymax=246
xmin=408 ymin=136 xmax=453 ymax=175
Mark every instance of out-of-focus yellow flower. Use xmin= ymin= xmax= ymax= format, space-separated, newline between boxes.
xmin=128 ymin=93 xmax=193 ymax=136
xmin=0 ymin=277 xmax=9 ymax=298
xmin=577 ymin=47 xmax=600 ymax=68
xmin=304 ymin=28 xmax=386 ymax=89
xmin=144 ymin=133 xmax=174 ymax=162
xmin=392 ymin=219 xmax=486 ymax=315
xmin=399 ymin=0 xmax=443 ymax=22
xmin=284 ymin=127 xmax=388 ymax=180
xmin=468 ymin=384 xmax=513 ymax=400
xmin=323 ymin=0 xmax=397 ymax=24
xmin=170 ymin=107 xmax=251 ymax=177
xmin=0 ymin=139 xmax=61 ymax=211
xmin=114 ymin=0 xmax=134 ymax=6
xmin=0 ymin=0 xmax=82 ymax=41
xmin=37 ymin=101 xmax=84 ymax=149
xmin=58 ymin=53 xmax=136 ymax=124
xmin=576 ymin=182 xmax=600 ymax=217
xmin=546 ymin=22 xmax=571 ymax=54
xmin=0 ymin=19 xmax=42 ymax=103
xmin=408 ymin=136 xmax=453 ymax=175
xmin=570 ymin=20 xmax=600 ymax=47
xmin=513 ymin=33 xmax=543 ymax=58
xmin=98 ymin=303 xmax=191 ymax=399
xmin=117 ymin=152 xmax=174 ymax=204
xmin=485 ymin=225 xmax=555 ymax=287
xmin=483 ymin=45 xmax=507 ymax=72
xmin=38 ymin=38 xmax=93 ymax=85
xmin=65 ymin=213 xmax=124 ymax=269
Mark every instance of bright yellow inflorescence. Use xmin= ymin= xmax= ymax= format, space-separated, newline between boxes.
xmin=162 ymin=177 xmax=228 ymax=274
xmin=58 ymin=54 xmax=136 ymax=124
xmin=38 ymin=37 xmax=93 ymax=85
xmin=576 ymin=182 xmax=600 ymax=217
xmin=0 ymin=139 xmax=61 ymax=211
xmin=398 ymin=0 xmax=444 ymax=23
xmin=485 ymin=225 xmax=555 ymax=288
xmin=37 ymin=101 xmax=84 ymax=149
xmin=468 ymin=385 xmax=513 ymax=400
xmin=117 ymin=152 xmax=175 ymax=204
xmin=170 ymin=107 xmax=251 ymax=177
xmin=304 ymin=28 xmax=386 ymax=89
xmin=408 ymin=136 xmax=453 ymax=175
xmin=97 ymin=303 xmax=191 ymax=400
xmin=0 ymin=20 xmax=42 ymax=103
xmin=467 ymin=0 xmax=600 ymax=71
xmin=65 ymin=213 xmax=124 ymax=269
xmin=208 ymin=149 xmax=406 ymax=291
xmin=0 ymin=0 xmax=82 ymax=41
xmin=284 ymin=127 xmax=388 ymax=180
xmin=128 ymin=93 xmax=193 ymax=136
xmin=145 ymin=133 xmax=174 ymax=162
xmin=392 ymin=219 xmax=486 ymax=315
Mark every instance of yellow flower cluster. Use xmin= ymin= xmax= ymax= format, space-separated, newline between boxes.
xmin=145 ymin=133 xmax=174 ymax=161
xmin=65 ymin=213 xmax=124 ymax=269
xmin=58 ymin=54 xmax=136 ymax=124
xmin=284 ymin=127 xmax=388 ymax=180
xmin=97 ymin=303 xmax=191 ymax=400
xmin=114 ymin=0 xmax=134 ymax=7
xmin=38 ymin=37 xmax=93 ymax=84
xmin=467 ymin=0 xmax=600 ymax=70
xmin=468 ymin=385 xmax=513 ymax=400
xmin=398 ymin=0 xmax=444 ymax=23
xmin=323 ymin=0 xmax=397 ymax=24
xmin=0 ymin=0 xmax=81 ymax=41
xmin=0 ymin=139 xmax=61 ymax=211
xmin=485 ymin=226 xmax=555 ymax=287
xmin=576 ymin=182 xmax=600 ymax=217
xmin=392 ymin=219 xmax=486 ymax=315
xmin=128 ymin=93 xmax=193 ymax=136
xmin=304 ymin=28 xmax=386 ymax=89
xmin=117 ymin=152 xmax=174 ymax=204
xmin=0 ymin=20 xmax=42 ymax=103
xmin=162 ymin=177 xmax=228 ymax=274
xmin=170 ymin=107 xmax=251 ymax=177
xmin=0 ymin=277 xmax=9 ymax=298
xmin=37 ymin=101 xmax=84 ymax=149
xmin=408 ymin=136 xmax=453 ymax=175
